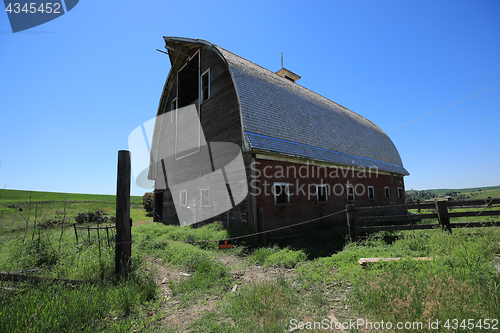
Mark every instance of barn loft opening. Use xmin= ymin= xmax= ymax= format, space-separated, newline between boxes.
xmin=178 ymin=54 xmax=199 ymax=108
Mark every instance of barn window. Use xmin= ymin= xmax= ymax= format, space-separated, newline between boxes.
xmin=180 ymin=190 xmax=187 ymax=206
xmin=384 ymin=187 xmax=390 ymax=199
xmin=273 ymin=182 xmax=290 ymax=205
xmin=317 ymin=184 xmax=328 ymax=203
xmin=201 ymin=69 xmax=210 ymax=103
xmin=368 ymin=186 xmax=375 ymax=200
xmin=170 ymin=98 xmax=177 ymax=124
xmin=397 ymin=187 xmax=403 ymax=199
xmin=178 ymin=53 xmax=199 ymax=108
xmin=201 ymin=189 xmax=210 ymax=206
xmin=347 ymin=185 xmax=355 ymax=201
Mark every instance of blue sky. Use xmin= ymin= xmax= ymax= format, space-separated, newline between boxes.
xmin=1 ymin=0 xmax=499 ymax=196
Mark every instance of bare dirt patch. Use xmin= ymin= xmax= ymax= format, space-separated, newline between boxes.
xmin=146 ymin=254 xmax=367 ymax=332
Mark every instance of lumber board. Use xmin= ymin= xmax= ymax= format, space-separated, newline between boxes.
xmin=358 ymin=257 xmax=433 ymax=266
xmin=357 ymin=213 xmax=437 ymax=223
xmin=449 ymin=221 xmax=500 ymax=228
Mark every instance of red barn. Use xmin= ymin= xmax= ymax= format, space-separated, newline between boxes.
xmin=149 ymin=37 xmax=409 ymax=235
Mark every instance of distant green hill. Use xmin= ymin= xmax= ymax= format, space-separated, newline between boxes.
xmin=422 ymin=185 xmax=500 ymax=195
xmin=0 ymin=189 xmax=143 ymax=203
xmin=0 ymin=189 xmax=150 ymax=232
xmin=406 ymin=185 xmax=500 ymax=201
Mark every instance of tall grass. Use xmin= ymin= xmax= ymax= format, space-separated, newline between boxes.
xmin=298 ymin=227 xmax=500 ymax=332
xmin=135 ymin=227 xmax=234 ymax=299
xmin=0 ymin=276 xmax=159 ymax=333
xmin=190 ymin=278 xmax=300 ymax=333
xmin=248 ymin=245 xmax=307 ymax=268
xmin=0 ymin=222 xmax=160 ymax=332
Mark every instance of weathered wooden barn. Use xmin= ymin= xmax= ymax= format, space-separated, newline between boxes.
xmin=149 ymin=37 xmax=409 ymax=234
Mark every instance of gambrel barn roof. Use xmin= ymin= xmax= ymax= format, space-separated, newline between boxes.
xmin=161 ymin=37 xmax=409 ymax=176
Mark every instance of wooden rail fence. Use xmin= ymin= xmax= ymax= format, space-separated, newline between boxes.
xmin=347 ymin=198 xmax=500 ymax=241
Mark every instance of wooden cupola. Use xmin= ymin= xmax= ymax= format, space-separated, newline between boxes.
xmin=275 ymin=68 xmax=301 ymax=83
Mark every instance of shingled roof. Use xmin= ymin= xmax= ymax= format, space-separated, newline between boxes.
xmin=163 ymin=37 xmax=409 ymax=176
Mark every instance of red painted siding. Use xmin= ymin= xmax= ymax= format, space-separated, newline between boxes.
xmin=252 ymin=158 xmax=405 ymax=231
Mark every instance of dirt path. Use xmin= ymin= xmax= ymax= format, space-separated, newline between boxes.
xmin=145 ymin=254 xmax=366 ymax=332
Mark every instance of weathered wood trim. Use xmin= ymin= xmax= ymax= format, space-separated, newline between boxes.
xmin=358 ymin=224 xmax=438 ymax=232
xmin=450 ymin=221 xmax=500 ymax=228
xmin=254 ymin=153 xmax=399 ymax=177
xmin=446 ymin=198 xmax=500 ymax=207
xmin=356 ymin=213 xmax=436 ymax=223
xmin=251 ymin=154 xmax=258 ymax=233
xmin=448 ymin=210 xmax=500 ymax=218
xmin=349 ymin=198 xmax=500 ymax=240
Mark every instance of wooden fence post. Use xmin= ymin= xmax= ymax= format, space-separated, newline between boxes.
xmin=435 ymin=201 xmax=452 ymax=233
xmin=106 ymin=226 xmax=110 ymax=246
xmin=73 ymin=223 xmax=79 ymax=244
xmin=346 ymin=204 xmax=358 ymax=242
xmin=115 ymin=150 xmax=131 ymax=276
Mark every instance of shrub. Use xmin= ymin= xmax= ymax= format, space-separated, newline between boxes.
xmin=249 ymin=246 xmax=307 ymax=268
xmin=142 ymin=192 xmax=154 ymax=216
xmin=74 ymin=210 xmax=113 ymax=224
xmin=25 ymin=237 xmax=58 ymax=267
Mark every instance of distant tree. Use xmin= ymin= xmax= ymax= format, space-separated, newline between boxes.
xmin=142 ymin=192 xmax=154 ymax=215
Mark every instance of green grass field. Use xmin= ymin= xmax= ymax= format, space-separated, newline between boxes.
xmin=0 ymin=188 xmax=499 ymax=332
xmin=0 ymin=189 xmax=151 ymax=232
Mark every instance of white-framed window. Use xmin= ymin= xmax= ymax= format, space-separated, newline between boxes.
xmin=170 ymin=98 xmax=177 ymax=124
xmin=180 ymin=189 xmax=187 ymax=206
xmin=384 ymin=187 xmax=390 ymax=199
xmin=368 ymin=186 xmax=375 ymax=200
xmin=201 ymin=69 xmax=210 ymax=103
xmin=200 ymin=188 xmax=210 ymax=206
xmin=397 ymin=187 xmax=403 ymax=199
xmin=273 ymin=182 xmax=290 ymax=205
xmin=317 ymin=184 xmax=328 ymax=203
xmin=347 ymin=185 xmax=355 ymax=201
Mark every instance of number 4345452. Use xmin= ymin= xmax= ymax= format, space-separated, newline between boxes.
xmin=5 ymin=3 xmax=62 ymax=14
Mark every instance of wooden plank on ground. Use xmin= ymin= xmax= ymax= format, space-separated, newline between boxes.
xmin=358 ymin=257 xmax=434 ymax=266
